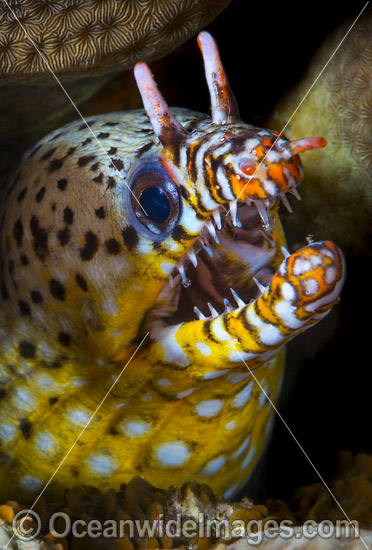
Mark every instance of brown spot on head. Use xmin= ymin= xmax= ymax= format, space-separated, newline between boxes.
xmin=35 ymin=186 xmax=46 ymax=202
xmin=63 ymin=207 xmax=74 ymax=225
xmin=97 ymin=132 xmax=110 ymax=139
xmin=108 ymin=147 xmax=118 ymax=155
xmin=17 ymin=187 xmax=27 ymax=203
xmin=31 ymin=290 xmax=43 ymax=304
xmin=49 ymin=397 xmax=59 ymax=405
xmin=107 ymin=176 xmax=116 ymax=189
xmin=30 ymin=216 xmax=48 ymax=260
xmin=1 ymin=283 xmax=10 ymax=300
xmin=93 ymin=173 xmax=103 ymax=184
xmin=20 ymin=254 xmax=29 ymax=266
xmin=19 ymin=340 xmax=36 ymax=359
xmin=49 ymin=278 xmax=65 ymax=301
xmin=57 ymin=227 xmax=71 ymax=246
xmin=57 ymin=178 xmax=68 ymax=191
xmin=111 ymin=158 xmax=124 ymax=171
xmin=105 ymin=238 xmax=121 ymax=255
xmin=0 ymin=388 xmax=6 ymax=402
xmin=48 ymin=158 xmax=64 ymax=172
xmin=19 ymin=300 xmax=31 ymax=316
xmin=80 ymin=231 xmax=99 ymax=261
xmin=121 ymin=225 xmax=138 ymax=251
xmin=58 ymin=332 xmax=71 ymax=347
xmin=95 ymin=207 xmax=105 ymax=219
xmin=75 ymin=273 xmax=88 ymax=291
xmin=78 ymin=154 xmax=96 ymax=167
xmin=13 ymin=218 xmax=23 ymax=247
xmin=41 ymin=147 xmax=57 ymax=161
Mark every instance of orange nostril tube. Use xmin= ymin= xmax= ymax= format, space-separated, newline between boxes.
xmin=289 ymin=136 xmax=327 ymax=155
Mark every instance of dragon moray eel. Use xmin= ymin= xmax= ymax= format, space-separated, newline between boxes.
xmin=0 ymin=32 xmax=345 ymax=502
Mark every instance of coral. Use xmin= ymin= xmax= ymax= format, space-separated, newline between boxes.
xmin=268 ymin=10 xmax=372 ymax=255
xmin=0 ymin=0 xmax=231 ymax=84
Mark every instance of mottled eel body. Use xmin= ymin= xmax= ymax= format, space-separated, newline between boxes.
xmin=0 ymin=33 xmax=344 ymax=502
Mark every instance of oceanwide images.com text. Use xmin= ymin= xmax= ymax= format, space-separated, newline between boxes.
xmin=13 ymin=510 xmax=360 ymax=546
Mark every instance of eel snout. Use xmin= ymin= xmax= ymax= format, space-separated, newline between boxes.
xmin=154 ymin=241 xmax=345 ymax=369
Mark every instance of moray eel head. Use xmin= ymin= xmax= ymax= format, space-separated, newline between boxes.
xmin=0 ymin=32 xmax=344 ymax=501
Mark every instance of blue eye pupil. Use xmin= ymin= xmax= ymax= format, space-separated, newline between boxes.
xmin=139 ymin=186 xmax=170 ymax=223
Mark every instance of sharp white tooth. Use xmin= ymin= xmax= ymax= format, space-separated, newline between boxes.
xmin=254 ymin=201 xmax=270 ymax=228
xmin=261 ymin=228 xmax=275 ymax=247
xmin=279 ymin=193 xmax=293 ymax=213
xmin=169 ymin=275 xmax=174 ymax=288
xmin=290 ymin=188 xmax=301 ymax=201
xmin=206 ymin=221 xmax=220 ymax=245
xmin=202 ymin=243 xmax=214 ymax=258
xmin=230 ymin=200 xmax=242 ymax=228
xmin=194 ymin=306 xmax=206 ymax=320
xmin=213 ymin=209 xmax=222 ymax=230
xmin=223 ymin=298 xmax=233 ymax=313
xmin=281 ymin=245 xmax=290 ymax=259
xmin=207 ymin=302 xmax=219 ymax=318
xmin=177 ymin=264 xmax=191 ymax=288
xmin=187 ymin=249 xmax=198 ymax=267
xmin=252 ymin=277 xmax=266 ymax=293
xmin=230 ymin=288 xmax=246 ymax=308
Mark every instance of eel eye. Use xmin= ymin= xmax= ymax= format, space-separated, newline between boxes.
xmin=125 ymin=155 xmax=181 ymax=240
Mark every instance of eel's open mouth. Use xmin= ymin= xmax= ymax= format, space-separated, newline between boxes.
xmin=150 ymin=197 xmax=290 ymax=328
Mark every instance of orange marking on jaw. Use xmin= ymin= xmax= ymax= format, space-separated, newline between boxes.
xmin=286 ymin=162 xmax=301 ymax=181
xmin=267 ymin=164 xmax=287 ymax=191
xmin=261 ymin=138 xmax=273 ymax=147
xmin=232 ymin=177 xmax=267 ymax=200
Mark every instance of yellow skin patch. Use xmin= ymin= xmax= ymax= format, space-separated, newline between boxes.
xmin=0 ymin=33 xmax=345 ymax=502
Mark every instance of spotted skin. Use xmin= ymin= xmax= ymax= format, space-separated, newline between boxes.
xmin=0 ymin=33 xmax=345 ymax=502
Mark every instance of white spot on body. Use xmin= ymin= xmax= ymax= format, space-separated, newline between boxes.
xmin=195 ymin=399 xmax=224 ymax=418
xmin=13 ymin=388 xmax=34 ymax=411
xmin=304 ymin=278 xmax=319 ymax=295
xmin=123 ymin=420 xmax=150 ymax=436
xmin=88 ymin=453 xmax=117 ymax=475
xmin=203 ymin=457 xmax=226 ymax=476
xmin=223 ymin=483 xmax=241 ymax=500
xmin=21 ymin=475 xmax=43 ymax=492
xmin=68 ymin=409 xmax=91 ymax=425
xmin=157 ymin=442 xmax=189 ymax=466
xmin=325 ymin=266 xmax=337 ymax=284
xmin=229 ymin=350 xmax=256 ymax=363
xmin=195 ymin=342 xmax=212 ymax=356
xmin=240 ymin=446 xmax=256 ymax=470
xmin=177 ymin=388 xmax=195 ymax=399
xmin=227 ymin=371 xmax=250 ymax=384
xmin=235 ymin=436 xmax=251 ymax=457
xmin=233 ymin=382 xmax=253 ymax=408
xmin=158 ymin=324 xmax=190 ymax=367
xmin=211 ymin=317 xmax=235 ymax=342
xmin=246 ymin=308 xmax=282 ymax=346
xmin=225 ymin=420 xmax=236 ymax=430
xmin=0 ymin=424 xmax=16 ymax=442
xmin=293 ymin=257 xmax=311 ymax=276
xmin=157 ymin=378 xmax=172 ymax=387
xmin=35 ymin=432 xmax=55 ymax=454
xmin=281 ymin=281 xmax=296 ymax=301
xmin=274 ymin=301 xmax=303 ymax=329
xmin=160 ymin=261 xmax=174 ymax=275
xmin=203 ymin=369 xmax=229 ymax=380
